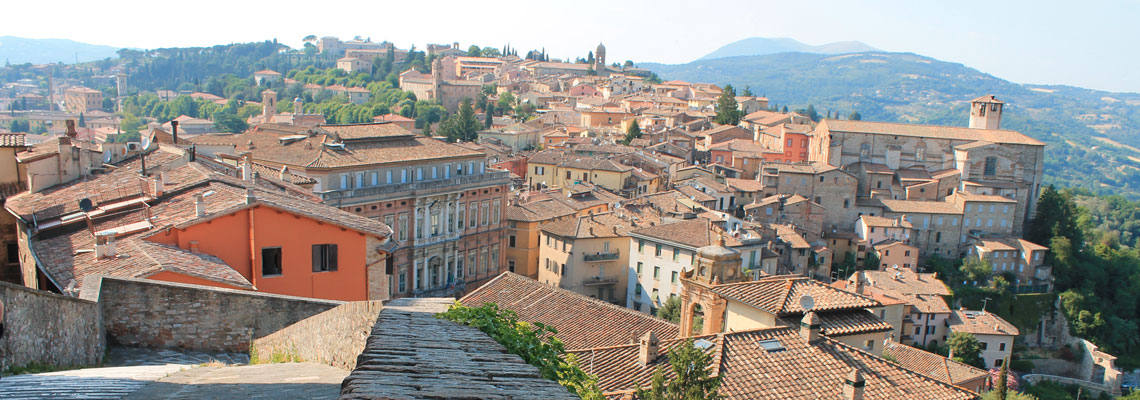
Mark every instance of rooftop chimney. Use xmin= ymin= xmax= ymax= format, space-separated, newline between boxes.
xmin=94 ymin=231 xmax=116 ymax=259
xmin=638 ymin=331 xmax=660 ymax=367
xmin=154 ymin=172 xmax=165 ymax=197
xmin=194 ymin=194 xmax=206 ymax=217
xmin=242 ymin=153 xmax=254 ymax=182
xmin=65 ymin=119 xmax=78 ymax=138
xmin=843 ymin=369 xmax=865 ymax=400
xmin=171 ymin=120 xmax=179 ymax=144
xmin=853 ymin=271 xmax=865 ymax=295
xmin=245 ymin=188 xmax=256 ymax=205
xmin=800 ymin=311 xmax=821 ymax=343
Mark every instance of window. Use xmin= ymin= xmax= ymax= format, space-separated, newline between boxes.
xmin=984 ymin=156 xmax=997 ymax=176
xmin=468 ymin=251 xmax=477 ymax=276
xmin=386 ymin=170 xmax=393 ymax=184
xmin=843 ymin=199 xmax=850 ymax=208
xmin=355 ymin=172 xmax=363 ymax=188
xmin=819 ymin=176 xmax=825 ymax=183
xmin=370 ymin=172 xmax=378 ymax=186
xmin=261 ymin=247 xmax=282 ymax=276
xmin=508 ymin=235 xmax=516 ymax=248
xmin=398 ymin=213 xmax=409 ymax=241
xmin=481 ymin=201 xmax=490 ymax=226
xmin=340 ymin=174 xmax=349 ymax=189
xmin=639 ymin=240 xmax=645 ymax=253
xmin=416 ymin=167 xmax=423 ymax=181
xmin=916 ymin=148 xmax=925 ymax=161
xmin=655 ymin=244 xmax=662 ymax=257
xmin=999 ymin=343 xmax=1006 ymax=351
xmin=980 ymin=342 xmax=989 ymax=350
xmin=6 ymin=242 xmax=18 ymax=264
xmin=671 ymin=271 xmax=678 ymax=283
xmin=469 ymin=203 xmax=478 ymax=228
xmin=312 ymin=244 xmax=338 ymax=272
xmin=508 ymin=260 xmax=515 ymax=272
xmin=456 ymin=202 xmax=465 ymax=230
xmin=401 ymin=169 xmax=408 ymax=183
xmin=637 ymin=262 xmax=643 ymax=275
xmin=914 ymin=327 xmax=922 ymax=335
xmin=398 ymin=270 xmax=407 ymax=292
xmin=672 ymin=248 xmax=679 ymax=262
xmin=652 ymin=288 xmax=659 ymax=303
xmin=935 ymin=231 xmax=942 ymax=242
xmin=995 ymin=359 xmax=1003 ymax=367
xmin=492 ymin=199 xmax=501 ymax=224
xmin=653 ymin=266 xmax=661 ymax=279
xmin=865 ymin=340 xmax=875 ymax=350
xmin=490 ymin=248 xmax=499 ymax=273
xmin=444 ymin=164 xmax=450 ymax=179
xmin=926 ymin=326 xmax=935 ymax=334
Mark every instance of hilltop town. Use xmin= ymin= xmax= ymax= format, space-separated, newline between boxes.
xmin=0 ymin=36 xmax=1136 ymax=400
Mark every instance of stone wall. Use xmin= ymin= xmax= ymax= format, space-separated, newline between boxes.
xmin=250 ymin=300 xmax=384 ymax=370
xmin=0 ymin=281 xmax=104 ymax=371
xmin=82 ymin=276 xmax=341 ymax=353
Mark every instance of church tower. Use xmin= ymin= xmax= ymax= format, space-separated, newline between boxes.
xmin=430 ymin=58 xmax=443 ymax=100
xmin=969 ymin=95 xmax=1004 ymax=130
xmin=594 ymin=43 xmax=606 ymax=74
xmin=678 ymin=234 xmax=743 ymax=336
xmin=262 ymin=89 xmax=277 ymax=121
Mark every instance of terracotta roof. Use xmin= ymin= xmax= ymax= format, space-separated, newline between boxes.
xmin=971 ymin=95 xmax=1004 ymax=104
xmin=884 ymin=341 xmax=988 ymax=388
xmin=675 ymin=185 xmax=717 ymax=203
xmin=973 ymin=237 xmax=1048 ymax=252
xmin=709 ymin=275 xmax=880 ymax=316
xmin=861 ymin=215 xmax=913 ymax=228
xmin=571 ymin=327 xmax=979 ymax=400
xmin=630 ymin=218 xmax=711 ymax=248
xmin=782 ymin=310 xmax=893 ymax=336
xmin=0 ymin=133 xmax=26 ymax=147
xmin=948 ymin=310 xmax=1019 ymax=336
xmin=505 ymin=199 xmax=576 ymax=222
xmin=724 ymin=178 xmax=763 ymax=192
xmin=821 ymin=119 xmax=1043 ymax=146
xmin=461 ymin=272 xmax=680 ymax=349
xmin=878 ymin=199 xmax=964 ymax=215
xmin=859 ymin=269 xmax=952 ymax=297
xmin=540 ymin=211 xmax=652 ymax=239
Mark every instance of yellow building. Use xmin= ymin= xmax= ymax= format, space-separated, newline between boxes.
xmin=526 ymin=150 xmax=633 ymax=194
xmin=64 ymin=86 xmax=102 ymax=114
xmin=538 ymin=211 xmax=653 ymax=303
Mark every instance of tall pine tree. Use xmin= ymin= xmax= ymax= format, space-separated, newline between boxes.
xmin=714 ymin=84 xmax=742 ymax=125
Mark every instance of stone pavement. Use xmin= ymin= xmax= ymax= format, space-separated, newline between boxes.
xmin=123 ymin=362 xmax=347 ymax=400
xmin=0 ymin=364 xmax=192 ymax=400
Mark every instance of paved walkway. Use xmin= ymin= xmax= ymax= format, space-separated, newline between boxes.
xmin=0 ymin=364 xmax=191 ymax=399
xmin=124 ymin=363 xmax=347 ymax=400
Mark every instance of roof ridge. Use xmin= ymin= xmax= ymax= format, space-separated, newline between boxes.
xmin=828 ymin=338 xmax=977 ymax=396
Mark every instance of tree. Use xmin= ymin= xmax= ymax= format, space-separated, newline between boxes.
xmin=862 ymin=251 xmax=880 ymax=270
xmin=634 ymin=339 xmax=722 ymax=400
xmin=960 ymin=258 xmax=993 ymax=284
xmin=741 ymin=86 xmax=754 ymax=97
xmin=498 ymin=92 xmax=516 ymax=111
xmin=804 ymin=104 xmax=820 ymax=122
xmin=656 ymin=296 xmax=682 ymax=323
xmin=995 ymin=359 xmax=1009 ymax=400
xmin=714 ymin=84 xmax=742 ymax=125
xmin=484 ymin=103 xmax=494 ymax=129
xmin=947 ymin=332 xmax=986 ymax=368
xmin=848 ymin=111 xmax=862 ymax=121
xmin=441 ymin=98 xmax=480 ymax=142
xmin=467 ymin=45 xmax=481 ymax=57
xmin=624 ymin=60 xmax=634 ymax=69
xmin=212 ymin=113 xmax=249 ymax=133
xmin=302 ymin=35 xmax=318 ymax=43
xmin=78 ymin=113 xmax=86 ymax=127
xmin=622 ymin=120 xmax=642 ymax=145
xmin=1027 ymin=185 xmax=1082 ymax=250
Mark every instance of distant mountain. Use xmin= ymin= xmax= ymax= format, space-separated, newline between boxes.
xmin=0 ymin=36 xmax=120 ymax=65
xmin=697 ymin=37 xmax=878 ymax=61
xmin=641 ymin=52 xmax=1140 ymax=199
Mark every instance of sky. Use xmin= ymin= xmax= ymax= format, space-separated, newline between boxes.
xmin=3 ymin=0 xmax=1138 ymax=93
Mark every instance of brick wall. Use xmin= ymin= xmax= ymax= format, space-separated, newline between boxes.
xmin=0 ymin=281 xmax=104 ymax=371
xmin=250 ymin=300 xmax=383 ymax=370
xmin=82 ymin=276 xmax=341 ymax=353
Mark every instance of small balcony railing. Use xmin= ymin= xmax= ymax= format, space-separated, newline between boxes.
xmin=583 ymin=251 xmax=620 ymax=262
xmin=582 ymin=276 xmax=618 ymax=286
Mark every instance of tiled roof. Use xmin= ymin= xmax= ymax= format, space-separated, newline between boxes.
xmin=724 ymin=178 xmax=763 ymax=192
xmin=974 ymin=237 xmax=1048 ymax=252
xmin=948 ymin=310 xmax=1019 ymax=336
xmin=878 ymin=199 xmax=964 ymax=215
xmin=461 ymin=272 xmax=680 ymax=350
xmin=630 ymin=218 xmax=711 ymax=248
xmin=540 ymin=211 xmax=653 ymax=239
xmin=0 ymin=133 xmax=26 ymax=147
xmin=675 ymin=184 xmax=717 ymax=202
xmin=860 ymin=215 xmax=913 ymax=228
xmin=821 ymin=119 xmax=1043 ymax=146
xmin=859 ymin=269 xmax=952 ymax=296
xmin=884 ymin=340 xmax=988 ymax=388
xmin=187 ymin=125 xmax=483 ymax=169
xmin=709 ymin=275 xmax=880 ymax=316
xmin=570 ymin=327 xmax=979 ymax=400
xmin=788 ymin=310 xmax=894 ymax=336
xmin=505 ymin=199 xmax=576 ymax=222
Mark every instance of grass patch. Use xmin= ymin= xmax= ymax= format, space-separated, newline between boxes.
xmin=248 ymin=343 xmax=303 ymax=364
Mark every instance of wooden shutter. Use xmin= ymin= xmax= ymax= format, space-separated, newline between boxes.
xmin=312 ymin=244 xmax=322 ymax=272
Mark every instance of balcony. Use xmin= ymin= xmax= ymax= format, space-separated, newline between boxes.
xmin=582 ymin=276 xmax=618 ymax=286
xmin=413 ymin=230 xmax=461 ymax=247
xmin=583 ymin=251 xmax=620 ymax=262
xmin=317 ymin=170 xmax=510 ymax=205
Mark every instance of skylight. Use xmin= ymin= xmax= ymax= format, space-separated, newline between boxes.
xmin=757 ymin=339 xmax=785 ymax=352
xmin=693 ymin=339 xmax=714 ymax=350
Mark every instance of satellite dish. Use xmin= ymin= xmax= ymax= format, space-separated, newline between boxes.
xmin=119 ymin=146 xmax=128 ymax=157
xmin=140 ymin=134 xmax=152 ymax=150
xmin=102 ymin=150 xmax=112 ymax=163
xmin=78 ymin=198 xmax=94 ymax=213
xmin=799 ymin=294 xmax=815 ymax=312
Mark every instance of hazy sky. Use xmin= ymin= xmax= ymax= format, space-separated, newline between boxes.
xmin=4 ymin=0 xmax=1137 ymax=93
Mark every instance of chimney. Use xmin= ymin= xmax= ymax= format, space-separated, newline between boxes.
xmin=245 ymin=188 xmax=256 ymax=205
xmin=843 ymin=369 xmax=865 ymax=400
xmin=800 ymin=311 xmax=821 ymax=343
xmin=194 ymin=194 xmax=206 ymax=217
xmin=154 ymin=172 xmax=165 ymax=197
xmin=171 ymin=120 xmax=179 ymax=144
xmin=638 ymin=331 xmax=659 ymax=367
xmin=66 ymin=119 xmax=78 ymax=138
xmin=189 ymin=240 xmax=200 ymax=253
xmin=242 ymin=153 xmax=254 ymax=182
xmin=853 ymin=271 xmax=865 ymax=295
xmin=94 ymin=231 xmax=116 ymax=259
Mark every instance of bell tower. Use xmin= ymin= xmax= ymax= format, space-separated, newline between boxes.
xmin=678 ymin=234 xmax=743 ymax=336
xmin=262 ymin=89 xmax=277 ymax=120
xmin=969 ymin=95 xmax=1003 ymax=130
xmin=594 ymin=43 xmax=607 ymax=74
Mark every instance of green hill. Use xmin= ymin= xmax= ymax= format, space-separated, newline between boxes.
xmin=0 ymin=36 xmax=120 ymax=65
xmin=642 ymin=52 xmax=1140 ymax=199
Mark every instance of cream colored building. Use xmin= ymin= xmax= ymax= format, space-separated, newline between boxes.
xmin=538 ymin=212 xmax=643 ymax=303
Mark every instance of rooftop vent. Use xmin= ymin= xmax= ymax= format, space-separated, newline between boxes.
xmin=757 ymin=339 xmax=785 ymax=352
